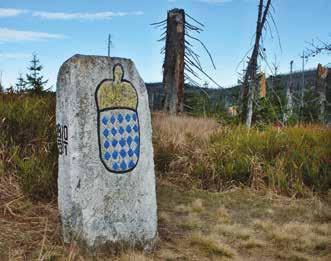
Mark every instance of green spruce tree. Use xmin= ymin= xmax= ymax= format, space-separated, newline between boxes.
xmin=15 ymin=73 xmax=26 ymax=92
xmin=26 ymin=54 xmax=48 ymax=94
xmin=0 ymin=72 xmax=3 ymax=93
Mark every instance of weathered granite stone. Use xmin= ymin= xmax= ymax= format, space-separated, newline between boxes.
xmin=56 ymin=54 xmax=157 ymax=249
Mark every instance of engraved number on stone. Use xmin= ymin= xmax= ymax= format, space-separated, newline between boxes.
xmin=57 ymin=124 xmax=68 ymax=156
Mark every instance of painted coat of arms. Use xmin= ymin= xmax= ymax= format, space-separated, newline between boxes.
xmin=95 ymin=64 xmax=140 ymax=173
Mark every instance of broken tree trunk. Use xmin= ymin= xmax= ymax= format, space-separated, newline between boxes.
xmin=163 ymin=9 xmax=185 ymax=114
xmin=238 ymin=0 xmax=272 ymax=128
xmin=238 ymin=0 xmax=264 ymax=119
xmin=246 ymin=80 xmax=256 ymax=127
xmin=284 ymin=61 xmax=293 ymax=123
xmin=316 ymin=63 xmax=328 ymax=123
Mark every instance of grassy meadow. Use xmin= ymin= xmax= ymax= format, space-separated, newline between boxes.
xmin=0 ymin=93 xmax=330 ymax=260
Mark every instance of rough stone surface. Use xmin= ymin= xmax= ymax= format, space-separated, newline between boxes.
xmin=56 ymin=54 xmax=157 ymax=249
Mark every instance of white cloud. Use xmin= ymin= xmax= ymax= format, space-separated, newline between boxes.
xmin=195 ymin=0 xmax=232 ymax=3
xmin=0 ymin=8 xmax=27 ymax=17
xmin=0 ymin=52 xmax=31 ymax=59
xmin=0 ymin=8 xmax=144 ymax=20
xmin=32 ymin=11 xmax=144 ymax=20
xmin=0 ymin=28 xmax=65 ymax=42
xmin=169 ymin=0 xmax=232 ymax=3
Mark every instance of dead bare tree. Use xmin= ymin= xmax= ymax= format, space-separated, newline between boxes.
xmin=238 ymin=0 xmax=273 ymax=127
xmin=161 ymin=9 xmax=185 ymax=113
xmin=283 ymin=60 xmax=294 ymax=123
xmin=301 ymin=38 xmax=330 ymax=123
xmin=305 ymin=38 xmax=331 ymax=58
xmin=316 ymin=63 xmax=328 ymax=123
xmin=152 ymin=8 xmax=219 ymax=114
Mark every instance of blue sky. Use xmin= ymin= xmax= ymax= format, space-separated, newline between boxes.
xmin=0 ymin=0 xmax=330 ymax=89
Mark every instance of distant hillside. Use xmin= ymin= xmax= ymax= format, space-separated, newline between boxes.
xmin=146 ymin=67 xmax=331 ymax=115
xmin=146 ymin=82 xmax=239 ymax=111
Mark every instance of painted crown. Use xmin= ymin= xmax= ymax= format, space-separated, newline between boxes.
xmin=96 ymin=64 xmax=138 ymax=110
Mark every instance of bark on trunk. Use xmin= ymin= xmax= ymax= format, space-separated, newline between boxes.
xmin=246 ymin=80 xmax=256 ymax=128
xmin=284 ymin=68 xmax=293 ymax=122
xmin=238 ymin=0 xmax=271 ymax=127
xmin=238 ymin=0 xmax=264 ymax=117
xmin=284 ymin=85 xmax=293 ymax=122
xmin=163 ymin=9 xmax=185 ymax=114
xmin=316 ymin=64 xmax=328 ymax=123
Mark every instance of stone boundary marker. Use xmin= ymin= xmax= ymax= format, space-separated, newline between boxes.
xmin=56 ymin=54 xmax=157 ymax=249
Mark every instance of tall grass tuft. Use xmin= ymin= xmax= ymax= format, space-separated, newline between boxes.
xmin=0 ymin=93 xmax=57 ymax=199
xmin=153 ymin=113 xmax=331 ymax=196
xmin=1 ymin=95 xmax=330 ymax=199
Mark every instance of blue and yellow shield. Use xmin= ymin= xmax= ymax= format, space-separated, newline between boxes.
xmin=95 ymin=64 xmax=140 ymax=173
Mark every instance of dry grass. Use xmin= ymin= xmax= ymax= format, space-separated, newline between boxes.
xmin=216 ymin=224 xmax=253 ymax=240
xmin=152 ymin=112 xmax=220 ymax=142
xmin=156 ymin=183 xmax=331 ymax=260
xmin=240 ymin=239 xmax=266 ymax=249
xmin=0 ymin=176 xmax=330 ymax=260
xmin=268 ymin=222 xmax=330 ymax=252
xmin=0 ymin=175 xmax=62 ymax=260
xmin=153 ymin=113 xmax=331 ymax=195
xmin=1 ymin=106 xmax=330 ymax=259
xmin=152 ymin=113 xmax=221 ymax=188
xmin=179 ymin=212 xmax=203 ymax=231
xmin=116 ymin=251 xmax=154 ymax=261
xmin=215 ymin=207 xmax=231 ymax=223
xmin=190 ymin=233 xmax=235 ymax=258
xmin=191 ymin=198 xmax=204 ymax=212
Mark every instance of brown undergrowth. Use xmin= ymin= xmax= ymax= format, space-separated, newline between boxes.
xmin=0 ymin=175 xmax=61 ymax=260
xmin=153 ymin=112 xmax=331 ymax=196
xmin=0 ymin=94 xmax=331 ymax=259
xmin=0 ymin=176 xmax=330 ymax=260
xmin=1 ymin=94 xmax=330 ymax=198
